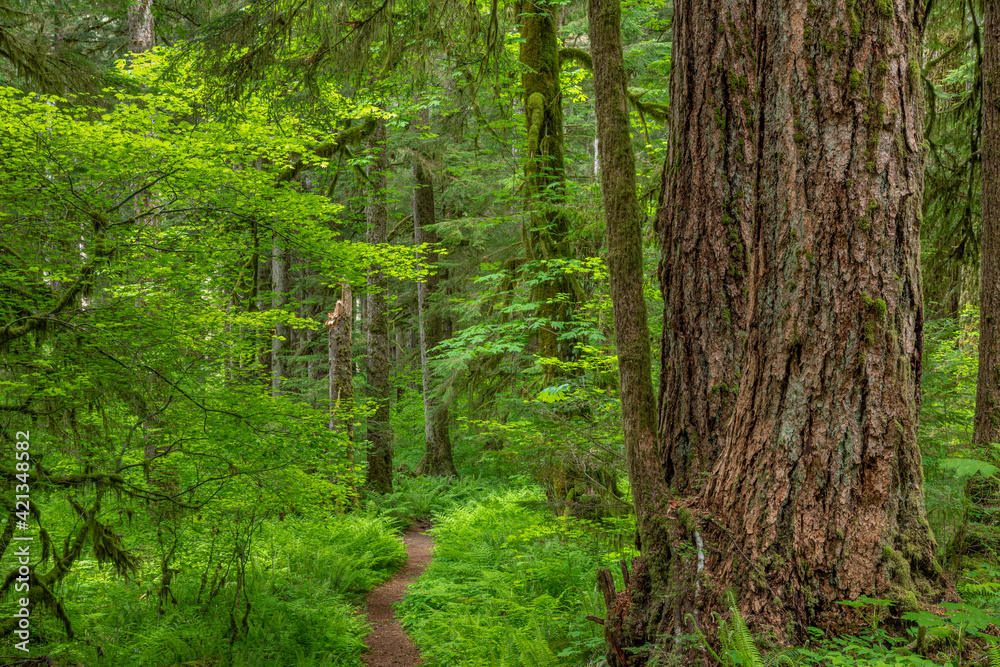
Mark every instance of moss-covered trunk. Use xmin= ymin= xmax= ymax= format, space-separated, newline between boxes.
xmin=977 ymin=0 xmax=1000 ymax=450
xmin=412 ymin=148 xmax=456 ymax=477
xmin=365 ymin=117 xmax=393 ymax=493
xmin=588 ymin=0 xmax=666 ymax=659
xmin=519 ymin=0 xmax=578 ymax=381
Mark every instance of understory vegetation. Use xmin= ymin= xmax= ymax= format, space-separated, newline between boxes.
xmin=0 ymin=510 xmax=405 ymax=666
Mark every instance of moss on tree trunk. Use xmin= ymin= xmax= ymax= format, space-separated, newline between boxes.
xmin=519 ymin=1 xmax=579 ymax=381
xmin=365 ymin=117 xmax=393 ymax=493
xmin=412 ymin=144 xmax=456 ymax=478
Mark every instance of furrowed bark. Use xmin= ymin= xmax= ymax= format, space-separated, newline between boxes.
xmin=365 ymin=117 xmax=393 ymax=493
xmin=657 ymin=0 xmax=754 ymax=497
xmin=702 ymin=0 xmax=946 ymax=630
xmin=976 ymin=0 xmax=1000 ymax=450
xmin=412 ymin=145 xmax=457 ymax=478
xmin=600 ymin=0 xmax=950 ymax=660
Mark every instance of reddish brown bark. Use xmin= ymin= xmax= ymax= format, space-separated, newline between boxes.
xmin=597 ymin=0 xmax=949 ymax=660
xmin=657 ymin=0 xmax=754 ymax=497
xmin=976 ymin=0 xmax=1000 ymax=450
xmin=701 ymin=0 xmax=943 ymax=630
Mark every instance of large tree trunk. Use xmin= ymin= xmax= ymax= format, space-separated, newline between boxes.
xmin=702 ymin=0 xmax=945 ymax=631
xmin=365 ymin=117 xmax=393 ymax=493
xmin=976 ymin=0 xmax=1000 ymax=450
xmin=656 ymin=0 xmax=753 ymax=497
xmin=599 ymin=0 xmax=949 ymax=660
xmin=412 ymin=146 xmax=457 ymax=477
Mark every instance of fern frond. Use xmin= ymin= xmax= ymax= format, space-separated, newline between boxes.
xmin=763 ymin=648 xmax=798 ymax=666
xmin=726 ymin=590 xmax=764 ymax=667
xmin=990 ymin=645 xmax=1000 ymax=667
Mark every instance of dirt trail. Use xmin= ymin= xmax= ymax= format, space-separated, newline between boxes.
xmin=361 ymin=527 xmax=433 ymax=667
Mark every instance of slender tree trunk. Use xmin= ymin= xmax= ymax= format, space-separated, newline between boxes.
xmin=270 ymin=238 xmax=288 ymax=397
xmin=976 ymin=0 xmax=1000 ymax=450
xmin=328 ymin=282 xmax=354 ymax=440
xmin=412 ymin=144 xmax=457 ymax=477
xmin=128 ymin=0 xmax=154 ymax=54
xmin=395 ymin=315 xmax=404 ymax=401
xmin=587 ymin=0 xmax=663 ymax=656
xmin=258 ymin=251 xmax=271 ymax=379
xmin=130 ymin=3 xmax=167 ymax=512
xmin=365 ymin=117 xmax=393 ymax=493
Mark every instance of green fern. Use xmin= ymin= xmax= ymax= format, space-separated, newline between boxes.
xmin=991 ymin=645 xmax=1000 ymax=667
xmin=719 ymin=591 xmax=765 ymax=667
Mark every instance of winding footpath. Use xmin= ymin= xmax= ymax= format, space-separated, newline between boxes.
xmin=361 ymin=528 xmax=433 ymax=667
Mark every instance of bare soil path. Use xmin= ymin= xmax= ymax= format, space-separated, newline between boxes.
xmin=361 ymin=527 xmax=433 ymax=667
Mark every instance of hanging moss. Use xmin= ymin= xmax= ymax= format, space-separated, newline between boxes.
xmin=558 ymin=47 xmax=592 ymax=70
